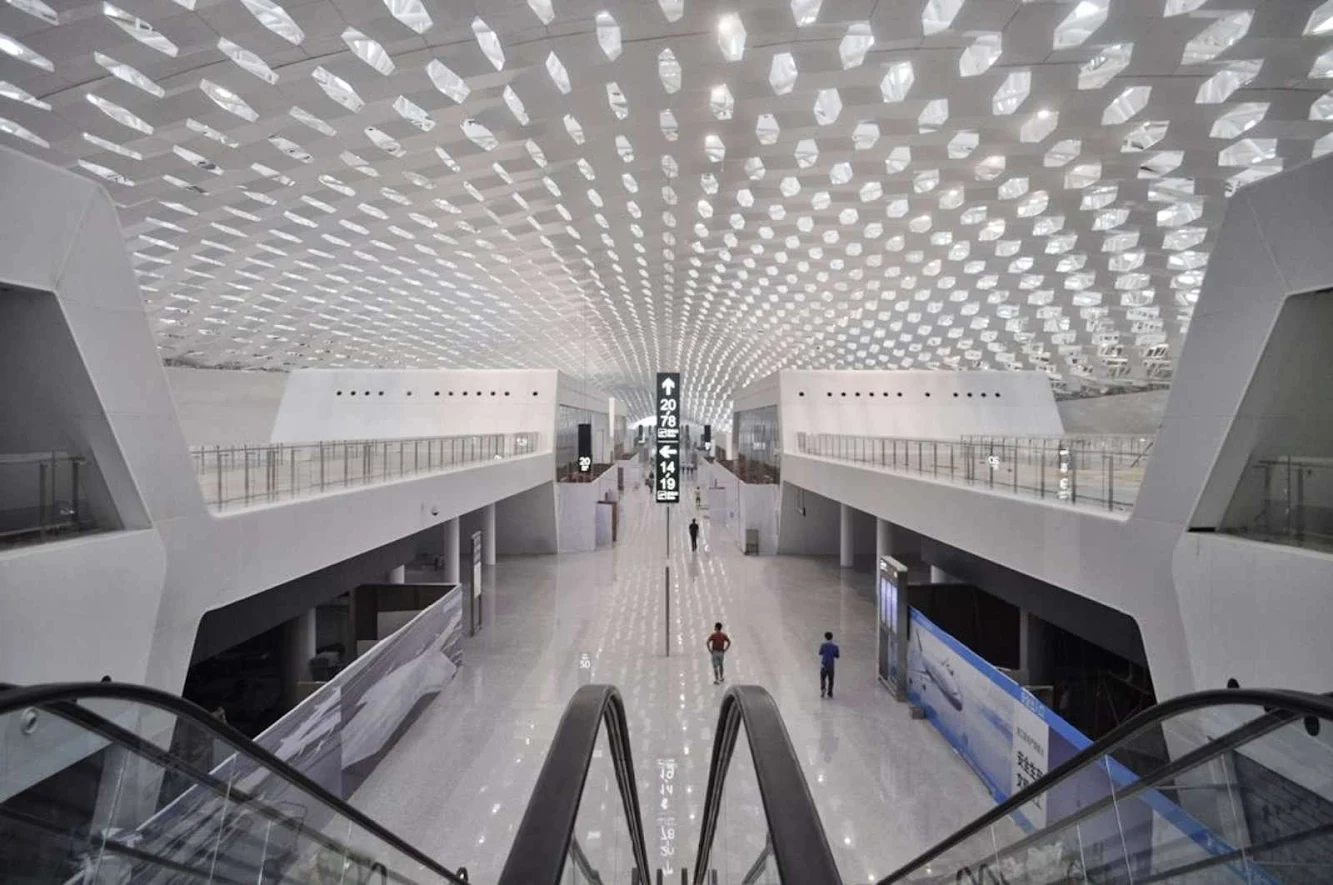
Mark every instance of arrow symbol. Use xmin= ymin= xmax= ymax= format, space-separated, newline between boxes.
xmin=661 ymin=377 xmax=676 ymax=395
xmin=658 ymin=445 xmax=677 ymax=458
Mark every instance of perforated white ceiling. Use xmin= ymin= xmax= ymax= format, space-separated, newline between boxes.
xmin=2 ymin=0 xmax=1331 ymax=422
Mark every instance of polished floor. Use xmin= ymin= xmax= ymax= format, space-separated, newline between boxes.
xmin=352 ymin=479 xmax=993 ymax=884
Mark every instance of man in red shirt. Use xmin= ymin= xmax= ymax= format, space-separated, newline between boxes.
xmin=706 ymin=622 xmax=731 ymax=684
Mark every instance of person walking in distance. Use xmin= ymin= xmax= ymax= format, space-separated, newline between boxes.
xmin=688 ymin=517 xmax=700 ymax=552
xmin=707 ymin=622 xmax=731 ymax=684
xmin=819 ymin=631 xmax=840 ymax=698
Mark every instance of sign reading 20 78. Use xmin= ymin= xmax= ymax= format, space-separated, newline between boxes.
xmin=655 ymin=372 xmax=681 ymax=504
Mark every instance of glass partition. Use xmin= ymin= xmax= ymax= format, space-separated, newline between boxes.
xmin=557 ymin=405 xmax=611 ymax=481
xmin=0 ymin=685 xmax=466 ymax=885
xmin=797 ymin=432 xmax=1151 ymax=513
xmin=729 ymin=406 xmax=780 ymax=484
xmin=190 ymin=431 xmax=541 ymax=510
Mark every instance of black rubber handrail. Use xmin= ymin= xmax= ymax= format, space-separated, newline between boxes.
xmin=0 ymin=682 xmax=468 ymax=885
xmin=496 ymin=684 xmax=651 ymax=885
xmin=877 ymin=687 xmax=1333 ymax=884
xmin=692 ymin=685 xmax=841 ymax=885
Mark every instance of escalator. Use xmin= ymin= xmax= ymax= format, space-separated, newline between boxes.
xmin=876 ymin=687 xmax=1333 ymax=885
xmin=2 ymin=682 xmax=1330 ymax=884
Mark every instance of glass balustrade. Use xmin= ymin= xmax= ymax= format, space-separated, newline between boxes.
xmin=190 ymin=432 xmax=542 ymax=511
xmin=0 ymin=451 xmax=106 ymax=549
xmin=1221 ymin=455 xmax=1333 ymax=551
xmin=0 ymin=684 xmax=467 ymax=885
xmin=796 ymin=433 xmax=1154 ymax=513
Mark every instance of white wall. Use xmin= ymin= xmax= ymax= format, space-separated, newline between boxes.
xmin=270 ymin=369 xmax=559 ymax=443
xmin=164 ymin=367 xmax=287 ymax=445
xmin=740 ymin=370 xmax=1064 ymax=449
xmin=1172 ymin=534 xmax=1333 ymax=694
xmin=739 ymin=483 xmax=781 ymax=554
xmin=556 ymin=468 xmax=620 ymax=553
xmin=495 ymin=481 xmax=558 ymax=555
xmin=777 ymin=482 xmax=846 ymax=556
xmin=1057 ymin=390 xmax=1169 ymax=435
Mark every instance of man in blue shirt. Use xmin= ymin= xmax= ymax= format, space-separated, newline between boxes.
xmin=819 ymin=631 xmax=840 ymax=699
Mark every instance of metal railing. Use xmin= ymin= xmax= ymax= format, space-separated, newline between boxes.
xmin=796 ymin=433 xmax=1155 ymax=513
xmin=189 ymin=432 xmax=541 ymax=511
xmin=1221 ymin=455 xmax=1333 ymax=549
xmin=0 ymin=452 xmax=99 ymax=546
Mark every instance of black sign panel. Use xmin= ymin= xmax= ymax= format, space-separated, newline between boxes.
xmin=577 ymin=422 xmax=592 ymax=473
xmin=703 ymin=424 xmax=712 ymax=445
xmin=655 ymin=372 xmax=681 ymax=504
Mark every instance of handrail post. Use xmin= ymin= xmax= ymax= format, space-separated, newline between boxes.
xmin=1295 ymin=458 xmax=1305 ymax=542
xmin=1107 ymin=453 xmax=1114 ymax=511
xmin=215 ymin=445 xmax=223 ymax=509
xmin=38 ymin=460 xmax=49 ymax=536
xmin=71 ymin=457 xmax=81 ymax=527
xmin=1040 ymin=441 xmax=1046 ymax=499
xmin=244 ymin=445 xmax=251 ymax=505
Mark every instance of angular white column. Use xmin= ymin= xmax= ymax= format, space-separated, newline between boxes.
xmin=484 ymin=502 xmax=497 ymax=566
xmin=387 ymin=565 xmax=406 ymax=584
xmin=839 ymin=503 xmax=854 ymax=568
xmin=444 ymin=517 xmax=461 ymax=584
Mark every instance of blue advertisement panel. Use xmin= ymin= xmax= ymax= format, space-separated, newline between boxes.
xmin=906 ymin=608 xmax=1274 ymax=884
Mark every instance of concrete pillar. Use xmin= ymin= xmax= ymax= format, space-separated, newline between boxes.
xmin=483 ymin=502 xmax=497 ymax=566
xmin=1020 ymin=609 xmax=1051 ymax=686
xmin=839 ymin=503 xmax=854 ymax=568
xmin=444 ymin=517 xmax=461 ymax=584
xmin=281 ymin=608 xmax=317 ymax=707
xmin=387 ymin=565 xmax=406 ymax=584
xmin=875 ymin=517 xmax=890 ymax=570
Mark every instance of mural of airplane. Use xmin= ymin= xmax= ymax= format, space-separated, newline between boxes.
xmin=913 ymin=628 xmax=964 ymax=712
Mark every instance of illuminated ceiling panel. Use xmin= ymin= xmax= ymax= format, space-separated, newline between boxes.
xmin=1 ymin=0 xmax=1330 ymax=421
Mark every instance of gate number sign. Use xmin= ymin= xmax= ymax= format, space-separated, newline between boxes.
xmin=655 ymin=372 xmax=681 ymax=504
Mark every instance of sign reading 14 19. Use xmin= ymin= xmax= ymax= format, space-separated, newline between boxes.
xmin=655 ymin=372 xmax=681 ymax=504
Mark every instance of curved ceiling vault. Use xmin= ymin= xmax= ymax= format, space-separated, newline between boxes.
xmin=1 ymin=0 xmax=1331 ymax=421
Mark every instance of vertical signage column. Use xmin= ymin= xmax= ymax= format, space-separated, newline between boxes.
xmin=654 ymin=372 xmax=681 ymax=503
xmin=656 ymin=372 xmax=680 ymax=657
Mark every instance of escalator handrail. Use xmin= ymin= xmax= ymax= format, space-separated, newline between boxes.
xmin=496 ymin=684 xmax=651 ymax=885
xmin=693 ymin=685 xmax=841 ymax=885
xmin=0 ymin=681 xmax=468 ymax=885
xmin=877 ymin=687 xmax=1333 ymax=884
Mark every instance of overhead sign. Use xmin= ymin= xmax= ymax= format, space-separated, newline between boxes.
xmin=577 ymin=422 xmax=592 ymax=473
xmin=655 ymin=372 xmax=681 ymax=504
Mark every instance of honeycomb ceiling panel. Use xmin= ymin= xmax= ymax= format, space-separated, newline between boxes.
xmin=2 ymin=0 xmax=1331 ymax=421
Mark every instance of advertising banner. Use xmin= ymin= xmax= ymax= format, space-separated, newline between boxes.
xmin=906 ymin=608 xmax=1275 ymax=884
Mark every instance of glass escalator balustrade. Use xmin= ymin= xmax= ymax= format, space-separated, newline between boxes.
xmin=0 ymin=684 xmax=467 ymax=885
xmin=880 ymin=689 xmax=1333 ymax=885
xmin=7 ymin=683 xmax=1329 ymax=885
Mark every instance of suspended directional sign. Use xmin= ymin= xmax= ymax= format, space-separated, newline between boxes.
xmin=655 ymin=371 xmax=681 ymax=504
xmin=577 ymin=422 xmax=592 ymax=473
